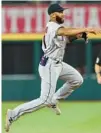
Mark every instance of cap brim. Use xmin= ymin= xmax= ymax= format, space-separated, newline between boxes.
xmin=63 ymin=8 xmax=68 ymax=10
xmin=58 ymin=8 xmax=68 ymax=12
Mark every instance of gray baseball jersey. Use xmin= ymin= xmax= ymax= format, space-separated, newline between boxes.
xmin=42 ymin=22 xmax=68 ymax=61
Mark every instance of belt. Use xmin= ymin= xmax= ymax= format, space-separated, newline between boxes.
xmin=49 ymin=57 xmax=62 ymax=64
xmin=56 ymin=61 xmax=60 ymax=64
xmin=43 ymin=55 xmax=62 ymax=64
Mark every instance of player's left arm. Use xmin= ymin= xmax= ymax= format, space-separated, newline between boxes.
xmin=65 ymin=27 xmax=101 ymax=43
xmin=64 ymin=27 xmax=87 ymax=42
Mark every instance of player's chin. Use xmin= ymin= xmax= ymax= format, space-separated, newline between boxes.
xmin=59 ymin=19 xmax=64 ymax=24
xmin=61 ymin=18 xmax=64 ymax=23
xmin=63 ymin=20 xmax=64 ymax=23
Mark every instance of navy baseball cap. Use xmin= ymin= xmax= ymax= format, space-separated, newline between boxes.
xmin=48 ymin=3 xmax=67 ymax=15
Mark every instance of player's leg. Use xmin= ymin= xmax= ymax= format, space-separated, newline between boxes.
xmin=52 ymin=62 xmax=83 ymax=100
xmin=5 ymin=67 xmax=54 ymax=131
xmin=39 ymin=60 xmax=62 ymax=106
xmin=5 ymin=97 xmax=45 ymax=132
xmin=39 ymin=60 xmax=62 ymax=115
xmin=40 ymin=77 xmax=61 ymax=115
xmin=5 ymin=61 xmax=61 ymax=131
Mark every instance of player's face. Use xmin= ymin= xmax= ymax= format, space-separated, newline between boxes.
xmin=55 ymin=11 xmax=64 ymax=24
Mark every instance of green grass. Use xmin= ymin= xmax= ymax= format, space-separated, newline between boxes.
xmin=2 ymin=101 xmax=101 ymax=133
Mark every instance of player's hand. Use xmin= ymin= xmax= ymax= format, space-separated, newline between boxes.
xmin=86 ymin=28 xmax=97 ymax=35
xmin=86 ymin=28 xmax=101 ymax=34
xmin=97 ymin=75 xmax=101 ymax=84
xmin=97 ymin=77 xmax=101 ymax=84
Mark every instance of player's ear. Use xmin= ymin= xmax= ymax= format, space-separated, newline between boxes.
xmin=50 ymin=13 xmax=56 ymax=19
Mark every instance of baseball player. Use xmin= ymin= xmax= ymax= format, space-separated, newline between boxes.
xmin=5 ymin=3 xmax=101 ymax=132
xmin=95 ymin=50 xmax=101 ymax=84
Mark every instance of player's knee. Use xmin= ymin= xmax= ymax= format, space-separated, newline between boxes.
xmin=71 ymin=75 xmax=83 ymax=89
xmin=78 ymin=79 xmax=83 ymax=87
xmin=76 ymin=75 xmax=83 ymax=87
xmin=78 ymin=75 xmax=83 ymax=86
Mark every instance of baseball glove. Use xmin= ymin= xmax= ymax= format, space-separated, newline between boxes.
xmin=82 ymin=32 xmax=88 ymax=43
xmin=68 ymin=32 xmax=88 ymax=43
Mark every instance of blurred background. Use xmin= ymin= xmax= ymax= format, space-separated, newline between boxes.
xmin=1 ymin=1 xmax=101 ymax=133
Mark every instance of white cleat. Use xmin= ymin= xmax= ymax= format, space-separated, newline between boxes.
xmin=51 ymin=104 xmax=61 ymax=115
xmin=5 ymin=109 xmax=13 ymax=132
xmin=47 ymin=104 xmax=61 ymax=115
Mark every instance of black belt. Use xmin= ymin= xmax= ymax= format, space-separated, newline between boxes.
xmin=43 ymin=55 xmax=61 ymax=64
xmin=56 ymin=61 xmax=60 ymax=64
xmin=50 ymin=57 xmax=62 ymax=64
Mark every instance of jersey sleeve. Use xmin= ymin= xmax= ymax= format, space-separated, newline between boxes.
xmin=51 ymin=24 xmax=63 ymax=38
xmin=95 ymin=50 xmax=101 ymax=66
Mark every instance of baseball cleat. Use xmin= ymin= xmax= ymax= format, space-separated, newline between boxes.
xmin=47 ymin=104 xmax=61 ymax=115
xmin=51 ymin=104 xmax=61 ymax=115
xmin=5 ymin=109 xmax=13 ymax=132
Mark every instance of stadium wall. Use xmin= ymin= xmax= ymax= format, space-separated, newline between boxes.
xmin=2 ymin=78 xmax=101 ymax=101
